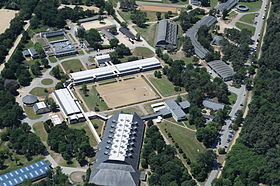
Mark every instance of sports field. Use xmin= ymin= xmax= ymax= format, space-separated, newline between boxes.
xmin=96 ymin=77 xmax=158 ymax=108
xmin=139 ymin=5 xmax=177 ymax=13
xmin=0 ymin=9 xmax=18 ymax=34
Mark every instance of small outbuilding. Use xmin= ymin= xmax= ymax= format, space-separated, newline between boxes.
xmin=33 ymin=102 xmax=50 ymax=114
xmin=22 ymin=95 xmax=38 ymax=106
xmin=211 ymin=35 xmax=224 ymax=46
xmin=22 ymin=47 xmax=39 ymax=59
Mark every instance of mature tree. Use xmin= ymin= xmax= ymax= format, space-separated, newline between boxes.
xmin=109 ymin=38 xmax=119 ymax=48
xmin=156 ymin=12 xmax=161 ymax=20
xmin=131 ymin=10 xmax=147 ymax=27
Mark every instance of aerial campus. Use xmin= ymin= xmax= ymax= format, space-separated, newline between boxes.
xmin=0 ymin=0 xmax=278 ymax=185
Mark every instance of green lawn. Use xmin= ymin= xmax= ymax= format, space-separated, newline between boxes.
xmin=183 ymin=56 xmax=194 ymax=65
xmin=57 ymin=54 xmax=77 ymax=60
xmin=107 ymin=106 xmax=145 ymax=117
xmin=228 ymin=92 xmax=237 ymax=105
xmin=61 ymin=59 xmax=85 ymax=73
xmin=27 ymin=26 xmax=49 ymax=36
xmin=133 ymin=24 xmax=157 ymax=46
xmin=133 ymin=47 xmax=154 ymax=58
xmin=90 ymin=119 xmax=105 ymax=136
xmin=23 ymin=106 xmax=42 ymax=120
xmin=240 ymin=13 xmax=257 ymax=24
xmin=30 ymin=87 xmax=49 ymax=97
xmin=148 ymin=75 xmax=184 ymax=97
xmin=41 ymin=78 xmax=53 ymax=85
xmin=79 ymin=86 xmax=109 ymax=111
xmin=48 ymin=56 xmax=57 ymax=63
xmin=158 ymin=122 xmax=206 ymax=162
xmin=238 ymin=0 xmax=262 ymax=12
xmin=211 ymin=0 xmax=218 ymax=8
xmin=33 ymin=122 xmax=48 ymax=142
xmin=118 ymin=11 xmax=132 ymax=23
xmin=235 ymin=22 xmax=256 ymax=34
xmin=47 ymin=35 xmax=65 ymax=42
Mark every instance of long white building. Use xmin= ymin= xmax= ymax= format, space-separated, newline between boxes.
xmin=52 ymin=88 xmax=85 ymax=123
xmin=70 ymin=57 xmax=161 ymax=84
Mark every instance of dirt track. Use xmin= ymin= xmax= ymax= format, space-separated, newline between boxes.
xmin=0 ymin=9 xmax=18 ymax=34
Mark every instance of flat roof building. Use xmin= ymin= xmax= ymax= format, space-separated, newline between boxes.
xmin=70 ymin=57 xmax=161 ymax=84
xmin=186 ymin=16 xmax=217 ymax=59
xmin=52 ymin=88 xmax=85 ymax=123
xmin=0 ymin=160 xmax=51 ymax=186
xmin=155 ymin=19 xmax=178 ymax=49
xmin=89 ymin=112 xmax=145 ymax=186
xmin=164 ymin=99 xmax=186 ymax=121
xmin=203 ymin=99 xmax=225 ymax=111
xmin=208 ymin=60 xmax=235 ymax=81
xmin=33 ymin=102 xmax=50 ymax=114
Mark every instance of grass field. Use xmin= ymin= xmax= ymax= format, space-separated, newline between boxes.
xmin=148 ymin=75 xmax=184 ymax=97
xmin=210 ymin=0 xmax=218 ymax=8
xmin=240 ymin=13 xmax=257 ymax=24
xmin=27 ymin=26 xmax=49 ymax=36
xmin=61 ymin=59 xmax=85 ymax=73
xmin=133 ymin=24 xmax=157 ymax=46
xmin=238 ymin=0 xmax=262 ymax=12
xmin=47 ymin=35 xmax=65 ymax=42
xmin=132 ymin=47 xmax=154 ymax=58
xmin=41 ymin=78 xmax=53 ymax=85
xmin=79 ymin=85 xmax=109 ymax=111
xmin=90 ymin=119 xmax=105 ymax=136
xmin=235 ymin=22 xmax=256 ymax=33
xmin=57 ymin=54 xmax=77 ymax=60
xmin=48 ymin=56 xmax=57 ymax=63
xmin=0 ymin=137 xmax=44 ymax=175
xmin=228 ymin=92 xmax=237 ymax=105
xmin=107 ymin=106 xmax=145 ymax=117
xmin=23 ymin=106 xmax=42 ymax=120
xmin=33 ymin=122 xmax=48 ymax=142
xmin=158 ymin=121 xmax=206 ymax=162
xmin=30 ymin=87 xmax=49 ymax=97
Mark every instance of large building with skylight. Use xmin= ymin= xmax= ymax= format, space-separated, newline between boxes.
xmin=89 ymin=112 xmax=145 ymax=186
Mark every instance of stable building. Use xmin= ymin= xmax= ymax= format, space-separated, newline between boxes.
xmin=186 ymin=16 xmax=217 ymax=59
xmin=33 ymin=102 xmax=50 ymax=114
xmin=95 ymin=54 xmax=111 ymax=66
xmin=215 ymin=0 xmax=239 ymax=14
xmin=203 ymin=99 xmax=225 ymax=111
xmin=0 ymin=160 xmax=51 ymax=186
xmin=52 ymin=88 xmax=85 ymax=123
xmin=89 ymin=112 xmax=145 ymax=186
xmin=155 ymin=19 xmax=178 ymax=49
xmin=208 ymin=60 xmax=235 ymax=81
xmin=119 ymin=27 xmax=136 ymax=40
xmin=70 ymin=57 xmax=161 ymax=84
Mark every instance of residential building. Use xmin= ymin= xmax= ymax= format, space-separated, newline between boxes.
xmin=33 ymin=102 xmax=50 ymax=114
xmin=89 ymin=112 xmax=145 ymax=186
xmin=0 ymin=160 xmax=51 ymax=186
xmin=70 ymin=57 xmax=161 ymax=84
xmin=164 ymin=99 xmax=186 ymax=121
xmin=52 ymin=88 xmax=85 ymax=123
xmin=155 ymin=19 xmax=178 ymax=49
xmin=208 ymin=60 xmax=235 ymax=81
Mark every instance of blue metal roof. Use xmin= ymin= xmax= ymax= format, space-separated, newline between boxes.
xmin=0 ymin=160 xmax=51 ymax=186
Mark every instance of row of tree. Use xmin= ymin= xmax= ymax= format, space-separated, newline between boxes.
xmin=214 ymin=0 xmax=280 ymax=185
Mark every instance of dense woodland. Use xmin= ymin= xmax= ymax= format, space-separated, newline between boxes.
xmin=141 ymin=124 xmax=196 ymax=185
xmin=214 ymin=0 xmax=280 ymax=185
xmin=44 ymin=121 xmax=94 ymax=165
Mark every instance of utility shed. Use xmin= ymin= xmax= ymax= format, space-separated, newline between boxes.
xmin=89 ymin=112 xmax=145 ymax=186
xmin=208 ymin=60 xmax=235 ymax=81
xmin=0 ymin=160 xmax=51 ymax=186
xmin=186 ymin=16 xmax=217 ymax=59
xmin=155 ymin=19 xmax=178 ymax=49
xmin=203 ymin=99 xmax=225 ymax=111
xmin=119 ymin=27 xmax=135 ymax=40
xmin=164 ymin=99 xmax=186 ymax=121
xmin=33 ymin=102 xmax=50 ymax=114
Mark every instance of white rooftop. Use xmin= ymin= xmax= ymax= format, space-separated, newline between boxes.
xmin=95 ymin=54 xmax=110 ymax=61
xmin=34 ymin=102 xmax=47 ymax=109
xmin=108 ymin=114 xmax=134 ymax=161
